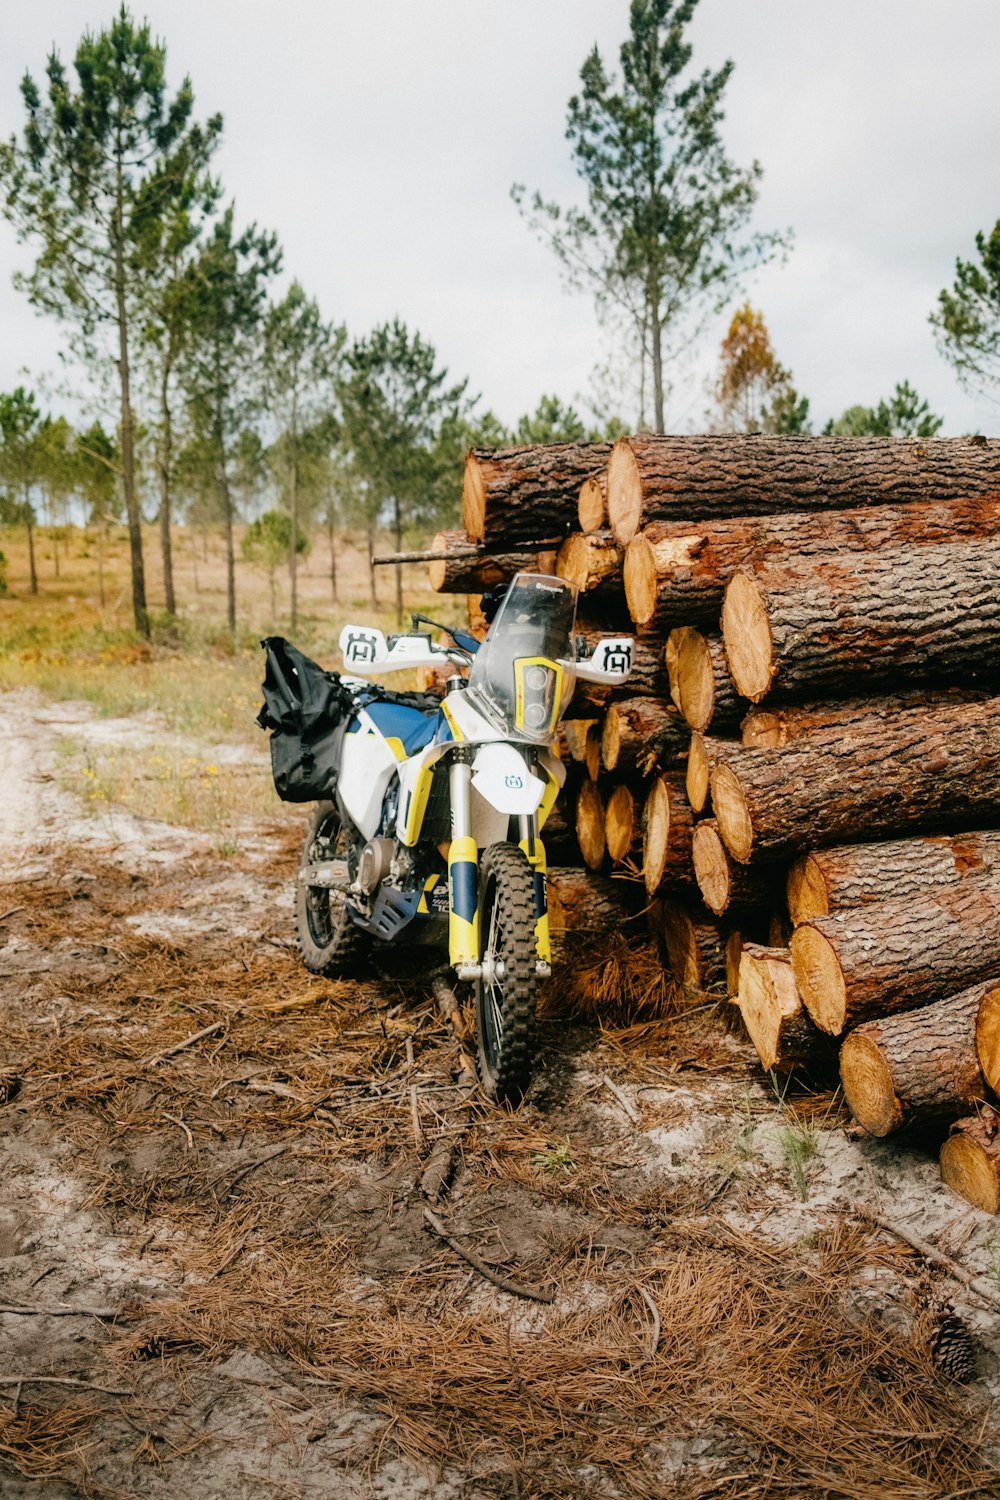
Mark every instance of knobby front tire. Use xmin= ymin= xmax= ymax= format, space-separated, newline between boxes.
xmin=473 ymin=842 xmax=539 ymax=1104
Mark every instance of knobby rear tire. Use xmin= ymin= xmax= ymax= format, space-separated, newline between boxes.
xmin=473 ymin=842 xmax=539 ymax=1104
xmin=295 ymin=801 xmax=368 ymax=977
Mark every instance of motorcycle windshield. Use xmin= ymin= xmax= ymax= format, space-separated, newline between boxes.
xmin=467 ymin=573 xmax=577 ymax=742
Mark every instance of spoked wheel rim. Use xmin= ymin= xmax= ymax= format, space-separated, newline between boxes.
xmin=303 ymin=808 xmax=351 ymax=948
xmin=478 ymin=867 xmax=507 ymax=1077
xmin=472 ymin=843 xmax=539 ymax=1104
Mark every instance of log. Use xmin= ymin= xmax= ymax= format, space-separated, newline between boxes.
xmin=642 ymin=773 xmax=695 ymax=897
xmin=463 ymin=443 xmax=611 ymax=546
xmin=538 ymin=798 xmax=580 ymax=866
xmin=556 ymin=531 xmax=623 ymax=598
xmin=711 ymin=696 xmax=1000 ymax=864
xmin=725 ymin=930 xmax=745 ymax=998
xmin=737 ymin=944 xmax=831 ymax=1074
xmin=600 ymin=696 xmax=686 ymax=778
xmin=621 ymin=493 xmax=1000 ymax=629
xmin=721 ymin=538 xmax=1000 ymax=703
xmin=741 ymin=688 xmax=990 ymax=748
xmin=685 ymin=733 xmax=733 ymax=815
xmin=840 ymin=981 xmax=995 ymax=1137
xmin=692 ymin=819 xmax=786 ymax=918
xmin=940 ymin=1106 xmax=1000 ymax=1215
xmin=547 ymin=866 xmax=645 ymax=957
xmin=426 ymin=530 xmax=559 ymax=592
xmin=578 ymin=471 xmax=607 ymax=533
xmin=605 ymin=783 xmax=642 ymax=866
xmin=790 ymin=878 xmax=1000 ymax=1036
xmin=665 ymin=628 xmax=745 ymax=733
xmin=561 ymin=718 xmax=599 ymax=766
xmin=651 ymin=900 xmax=728 ymax=994
xmin=787 ymin=830 xmax=1000 ymax=925
xmin=575 ymin=777 xmax=606 ymax=871
xmin=975 ymin=982 xmax=1000 ymax=1098
xmin=606 ymin=433 xmax=1000 ymax=546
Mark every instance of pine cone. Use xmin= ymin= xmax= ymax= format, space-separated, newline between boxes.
xmin=928 ymin=1311 xmax=977 ymax=1383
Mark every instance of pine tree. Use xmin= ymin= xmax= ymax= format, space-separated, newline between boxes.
xmin=513 ymin=0 xmax=787 ymax=430
xmin=0 ymin=6 xmax=221 ymax=634
xmin=931 ymin=218 xmax=1000 ymax=402
xmin=0 ymin=386 xmax=44 ymax=593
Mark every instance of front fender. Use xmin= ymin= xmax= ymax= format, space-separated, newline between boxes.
xmin=471 ymin=742 xmax=545 ymax=815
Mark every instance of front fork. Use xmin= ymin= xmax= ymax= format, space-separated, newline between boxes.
xmin=448 ymin=755 xmax=551 ymax=975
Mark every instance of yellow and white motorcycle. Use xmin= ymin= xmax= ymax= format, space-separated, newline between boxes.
xmin=268 ymin=574 xmax=632 ymax=1101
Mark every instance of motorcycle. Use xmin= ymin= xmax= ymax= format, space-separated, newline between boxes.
xmin=262 ymin=572 xmax=633 ymax=1102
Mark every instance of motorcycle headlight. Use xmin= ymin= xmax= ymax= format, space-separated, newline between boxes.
xmin=514 ymin=658 xmax=563 ymax=740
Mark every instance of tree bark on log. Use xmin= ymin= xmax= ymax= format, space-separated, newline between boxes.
xmin=940 ymin=1106 xmax=1000 ymax=1215
xmin=721 ymin=538 xmax=1000 ymax=703
xmin=622 ymin=493 xmax=1000 ymax=630
xmin=666 ymin=628 xmax=745 ymax=733
xmin=538 ymin=798 xmax=580 ymax=867
xmin=606 ymin=433 xmax=1000 ymax=546
xmin=711 ymin=697 xmax=1000 ymax=864
xmin=839 ymin=981 xmax=994 ymax=1137
xmin=738 ymin=944 xmax=832 ymax=1074
xmin=685 ymin=733 xmax=733 ymax=815
xmin=547 ymin=866 xmax=645 ymax=957
xmin=790 ymin=878 xmax=1000 ymax=1036
xmin=427 ymin=530 xmax=558 ymax=592
xmin=642 ymin=773 xmax=695 ymax=897
xmin=575 ymin=777 xmax=607 ymax=871
xmin=741 ymin=688 xmax=989 ymax=749
xmin=578 ymin=471 xmax=608 ymax=533
xmin=650 ymin=900 xmax=729 ymax=994
xmin=600 ymin=696 xmax=686 ymax=778
xmin=975 ymin=983 xmax=1000 ymax=1098
xmin=463 ymin=443 xmax=611 ymax=546
xmin=693 ymin=819 xmax=786 ymax=918
xmin=787 ymin=830 xmax=1000 ymax=925
xmin=605 ymin=783 xmax=643 ymax=866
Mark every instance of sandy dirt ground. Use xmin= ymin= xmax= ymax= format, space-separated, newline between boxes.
xmin=2 ymin=686 xmax=1000 ymax=1500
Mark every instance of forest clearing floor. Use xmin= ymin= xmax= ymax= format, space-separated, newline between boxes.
xmin=2 ymin=684 xmax=1000 ymax=1500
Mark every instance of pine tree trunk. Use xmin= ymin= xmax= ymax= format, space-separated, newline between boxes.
xmin=218 ymin=445 xmax=236 ymax=633
xmin=711 ymin=697 xmax=1000 ymax=864
xmin=741 ymin=688 xmax=987 ymax=748
xmin=112 ymin=176 xmax=148 ymax=637
xmin=737 ymin=943 xmax=831 ymax=1074
xmin=721 ymin=538 xmax=1000 ymax=703
xmin=327 ymin=515 xmax=338 ymax=601
xmin=366 ymin=517 xmax=377 ymax=607
xmin=462 ymin=443 xmax=611 ymax=546
xmin=940 ymin=1106 xmax=1000 ymax=1215
xmin=665 ymin=628 xmax=745 ymax=733
xmin=427 ymin=530 xmax=558 ymax=592
xmin=606 ymin=433 xmax=1000 ymax=546
xmin=547 ymin=865 xmax=644 ymax=943
xmin=555 ymin=531 xmax=624 ymax=605
xmin=787 ymin=830 xmax=1000 ymax=925
xmin=25 ymin=508 xmax=37 ymax=595
xmin=622 ymin=493 xmax=1000 ymax=628
xmin=158 ymin=358 xmax=177 ymax=616
xmin=289 ymin=438 xmax=300 ymax=630
xmin=642 ymin=772 xmax=695 ymax=897
xmin=790 ymin=876 xmax=1000 ymax=1035
xmin=839 ymin=980 xmax=993 ymax=1137
xmin=393 ymin=496 xmax=403 ymax=626
xmin=599 ymin=696 xmax=686 ymax=778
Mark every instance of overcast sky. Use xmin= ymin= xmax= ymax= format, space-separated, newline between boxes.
xmin=1 ymin=0 xmax=998 ymax=435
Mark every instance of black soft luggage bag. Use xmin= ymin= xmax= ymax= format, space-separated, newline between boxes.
xmin=257 ymin=637 xmax=356 ymax=802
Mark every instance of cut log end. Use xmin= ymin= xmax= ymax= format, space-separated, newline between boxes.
xmin=787 ymin=854 xmax=830 ymax=925
xmin=584 ymin=725 xmax=601 ymax=783
xmin=608 ymin=438 xmax=643 ymax=545
xmin=575 ymin=778 xmax=606 ymax=871
xmin=642 ymin=777 xmax=671 ymax=896
xmin=975 ymin=983 xmax=1000 ymax=1096
xmin=721 ymin=572 xmax=774 ymax=702
xmin=462 ymin=454 xmax=487 ymax=543
xmin=692 ymin=820 xmax=730 ymax=916
xmin=427 ymin=531 xmax=448 ymax=591
xmin=600 ymin=706 xmax=622 ymax=774
xmin=711 ymin=764 xmax=753 ymax=863
xmin=578 ymin=475 xmax=606 ymax=533
xmin=839 ymin=1031 xmax=904 ymax=1136
xmin=940 ymin=1123 xmax=1000 ymax=1215
xmin=623 ymin=535 xmax=657 ymax=625
xmin=605 ymin=783 xmax=637 ymax=863
xmin=686 ymin=732 xmax=711 ymax=814
xmin=790 ymin=924 xmax=847 ymax=1036
xmin=671 ymin=627 xmax=716 ymax=732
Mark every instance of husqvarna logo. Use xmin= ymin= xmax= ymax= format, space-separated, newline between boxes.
xmin=605 ymin=642 xmax=632 ymax=674
xmin=346 ymin=630 xmax=377 ymax=662
xmin=505 ymin=774 xmax=524 ymax=789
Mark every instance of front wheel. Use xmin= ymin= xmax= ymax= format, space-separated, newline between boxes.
xmin=472 ymin=843 xmax=539 ymax=1104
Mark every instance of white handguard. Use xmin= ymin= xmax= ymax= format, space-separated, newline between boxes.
xmin=573 ymin=637 xmax=634 ymax=685
xmin=339 ymin=624 xmax=448 ymax=676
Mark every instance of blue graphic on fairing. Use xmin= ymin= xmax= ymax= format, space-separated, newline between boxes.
xmin=348 ymin=701 xmax=442 ymax=755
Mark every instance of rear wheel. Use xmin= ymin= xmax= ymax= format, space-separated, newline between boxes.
xmin=296 ymin=801 xmax=368 ymax=976
xmin=472 ymin=842 xmax=539 ymax=1104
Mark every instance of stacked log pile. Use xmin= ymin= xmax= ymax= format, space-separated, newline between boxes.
xmin=420 ymin=433 xmax=1000 ymax=1213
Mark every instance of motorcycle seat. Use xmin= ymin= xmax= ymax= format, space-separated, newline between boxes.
xmin=354 ymin=699 xmax=442 ymax=756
